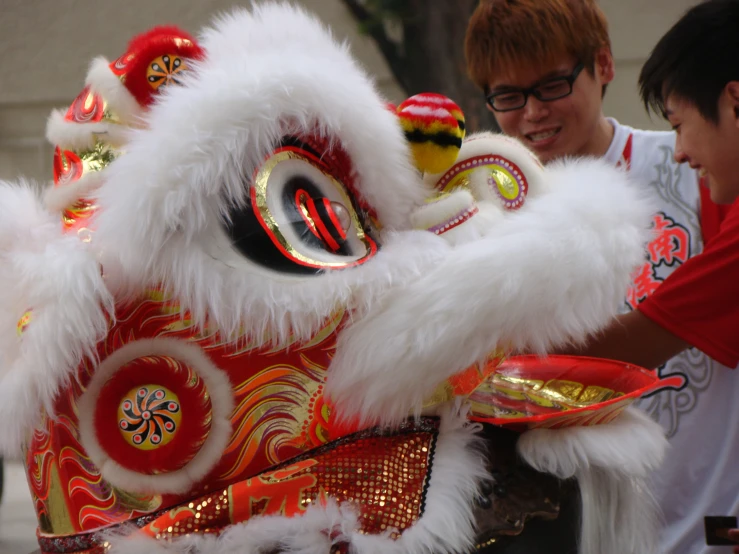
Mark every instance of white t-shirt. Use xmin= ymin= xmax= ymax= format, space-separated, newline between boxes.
xmin=604 ymin=118 xmax=739 ymax=554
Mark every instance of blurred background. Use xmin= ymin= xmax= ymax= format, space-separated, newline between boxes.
xmin=0 ymin=0 xmax=701 ymax=184
xmin=0 ymin=0 xmax=702 ymax=552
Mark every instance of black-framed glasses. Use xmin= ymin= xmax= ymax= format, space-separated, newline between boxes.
xmin=485 ymin=62 xmax=585 ymax=112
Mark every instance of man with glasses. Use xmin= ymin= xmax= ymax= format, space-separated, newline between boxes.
xmin=486 ymin=62 xmax=584 ymax=113
xmin=465 ymin=1 xmax=739 ymax=553
xmin=482 ymin=61 xmax=601 ymax=162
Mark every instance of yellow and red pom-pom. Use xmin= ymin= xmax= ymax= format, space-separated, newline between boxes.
xmin=397 ymin=93 xmax=465 ymax=174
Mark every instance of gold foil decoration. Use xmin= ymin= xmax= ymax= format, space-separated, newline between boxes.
xmin=46 ymin=462 xmax=76 ymax=536
xmin=173 ymin=38 xmax=194 ymax=48
xmin=16 ymin=309 xmax=32 ymax=337
xmin=422 ymin=348 xmax=507 ymax=409
xmin=80 ymin=141 xmax=116 ymax=174
xmin=113 ymin=488 xmax=163 ymax=514
xmin=468 ymin=372 xmax=624 ymax=420
xmin=441 ymin=172 xmax=472 ymax=194
xmin=442 ymin=165 xmax=519 ymax=202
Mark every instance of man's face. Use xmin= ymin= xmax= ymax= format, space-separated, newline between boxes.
xmin=485 ymin=52 xmax=613 ymax=163
xmin=666 ymin=89 xmax=739 ymax=205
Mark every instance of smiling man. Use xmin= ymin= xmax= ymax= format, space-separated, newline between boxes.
xmin=466 ymin=1 xmax=615 ymax=163
xmin=465 ymin=1 xmax=739 ymax=553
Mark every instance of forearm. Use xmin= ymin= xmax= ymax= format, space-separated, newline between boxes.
xmin=558 ymin=310 xmax=689 ymax=370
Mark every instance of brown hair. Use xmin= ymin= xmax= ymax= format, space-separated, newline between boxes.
xmin=640 ymin=0 xmax=739 ymax=124
xmin=465 ymin=0 xmax=611 ymax=91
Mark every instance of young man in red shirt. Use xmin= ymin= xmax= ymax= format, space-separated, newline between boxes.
xmin=466 ymin=1 xmax=739 ymax=552
xmin=573 ymin=0 xmax=739 ymax=374
xmin=597 ymin=2 xmax=739 ymax=551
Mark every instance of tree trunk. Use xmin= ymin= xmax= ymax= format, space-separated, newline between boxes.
xmin=340 ymin=0 xmax=499 ymax=134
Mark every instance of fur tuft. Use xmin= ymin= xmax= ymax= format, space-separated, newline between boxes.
xmin=42 ymin=171 xmax=107 ymax=213
xmin=0 ymin=180 xmax=113 ymax=456
xmin=46 ymin=109 xmax=131 ymax=152
xmin=518 ymin=407 xmax=667 ymax=554
xmin=85 ymin=57 xmax=143 ymax=123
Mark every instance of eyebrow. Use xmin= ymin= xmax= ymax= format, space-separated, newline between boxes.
xmin=489 ymin=68 xmax=572 ymax=93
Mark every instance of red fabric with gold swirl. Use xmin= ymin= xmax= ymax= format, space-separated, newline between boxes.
xmin=26 ymin=291 xmax=343 ymax=539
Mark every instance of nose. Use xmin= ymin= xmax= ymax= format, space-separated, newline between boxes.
xmin=674 ymin=134 xmax=689 ymax=164
xmin=522 ymin=95 xmax=550 ymax=122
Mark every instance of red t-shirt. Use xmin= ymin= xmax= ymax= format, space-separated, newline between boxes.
xmin=638 ymin=186 xmax=739 ymax=368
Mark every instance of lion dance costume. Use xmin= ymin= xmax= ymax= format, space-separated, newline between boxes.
xmin=0 ymin=4 xmax=676 ymax=554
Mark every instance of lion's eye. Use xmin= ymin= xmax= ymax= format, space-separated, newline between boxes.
xmin=220 ymin=143 xmax=377 ymax=275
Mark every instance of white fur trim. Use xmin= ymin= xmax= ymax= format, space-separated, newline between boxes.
xmin=0 ymin=180 xmax=113 ymax=456
xmin=327 ymin=156 xmax=654 ymax=427
xmin=46 ymin=109 xmax=131 ymax=151
xmin=410 ymin=188 xmax=485 ymax=245
xmin=42 ymin=170 xmax=107 ymax=213
xmin=518 ymin=407 xmax=667 ymax=554
xmin=85 ymin=57 xmax=143 ymax=124
xmin=517 ymin=407 xmax=666 ymax=479
xmin=77 ymin=338 xmax=234 ymax=495
xmin=103 ymin=409 xmax=487 ymax=554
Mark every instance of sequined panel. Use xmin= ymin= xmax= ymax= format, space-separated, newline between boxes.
xmin=34 ymin=422 xmax=439 ymax=553
xmin=140 ymin=420 xmax=438 ymax=542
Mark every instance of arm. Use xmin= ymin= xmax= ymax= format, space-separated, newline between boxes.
xmin=567 ymin=202 xmax=739 ymax=369
xmin=564 ymin=310 xmax=689 ymax=370
xmin=729 ymin=529 xmax=739 ymax=554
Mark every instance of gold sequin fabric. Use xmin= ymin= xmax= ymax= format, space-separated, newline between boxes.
xmin=141 ymin=419 xmax=439 ymax=541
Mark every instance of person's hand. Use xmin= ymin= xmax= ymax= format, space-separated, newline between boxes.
xmin=728 ymin=528 xmax=739 ymax=553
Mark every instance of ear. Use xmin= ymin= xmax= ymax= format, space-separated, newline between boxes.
xmin=725 ymin=81 xmax=739 ymax=123
xmin=595 ymin=46 xmax=615 ymax=85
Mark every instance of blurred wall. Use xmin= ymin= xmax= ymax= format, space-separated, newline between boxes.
xmin=0 ymin=0 xmax=699 ymax=183
xmin=0 ymin=0 xmax=405 ymax=183
xmin=600 ymin=0 xmax=700 ymax=131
